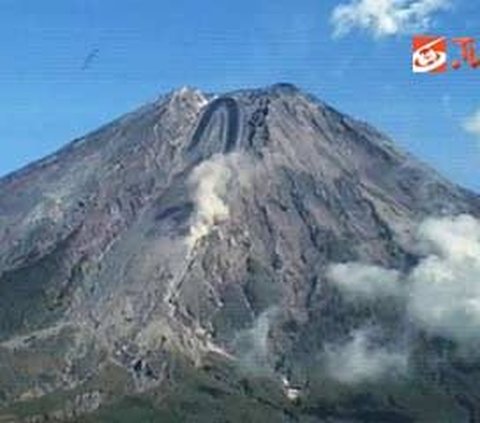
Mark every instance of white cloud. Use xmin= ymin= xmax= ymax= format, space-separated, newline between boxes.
xmin=408 ymin=215 xmax=480 ymax=345
xmin=327 ymin=214 xmax=480 ymax=349
xmin=416 ymin=214 xmax=480 ymax=261
xmin=327 ymin=262 xmax=402 ymax=300
xmin=331 ymin=0 xmax=449 ymax=38
xmin=463 ymin=109 xmax=480 ymax=150
xmin=441 ymin=94 xmax=453 ymax=118
xmin=324 ymin=329 xmax=408 ymax=384
xmin=463 ymin=110 xmax=480 ymax=136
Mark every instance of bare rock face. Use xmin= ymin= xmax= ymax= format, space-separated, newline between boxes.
xmin=0 ymin=83 xmax=479 ymax=422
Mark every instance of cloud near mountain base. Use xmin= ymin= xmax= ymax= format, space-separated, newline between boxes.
xmin=324 ymin=329 xmax=408 ymax=384
xmin=328 ymin=214 xmax=480 ymax=349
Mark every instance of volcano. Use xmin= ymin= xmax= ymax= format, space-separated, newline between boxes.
xmin=0 ymin=84 xmax=479 ymax=422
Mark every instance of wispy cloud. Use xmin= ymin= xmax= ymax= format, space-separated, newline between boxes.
xmin=327 ymin=262 xmax=402 ymax=300
xmin=331 ymin=0 xmax=450 ymax=38
xmin=233 ymin=308 xmax=279 ymax=374
xmin=463 ymin=109 xmax=480 ymax=135
xmin=324 ymin=329 xmax=408 ymax=384
xmin=463 ymin=109 xmax=480 ymax=150
xmin=441 ymin=94 xmax=453 ymax=118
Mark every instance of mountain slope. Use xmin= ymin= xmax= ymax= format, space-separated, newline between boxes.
xmin=0 ymin=83 xmax=479 ymax=422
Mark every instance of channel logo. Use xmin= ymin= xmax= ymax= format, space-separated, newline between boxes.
xmin=412 ymin=36 xmax=447 ymax=73
xmin=412 ymin=35 xmax=480 ymax=74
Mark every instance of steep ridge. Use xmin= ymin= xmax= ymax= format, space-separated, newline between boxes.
xmin=0 ymin=84 xmax=479 ymax=422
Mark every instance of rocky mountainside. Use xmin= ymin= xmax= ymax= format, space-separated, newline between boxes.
xmin=0 ymin=83 xmax=479 ymax=422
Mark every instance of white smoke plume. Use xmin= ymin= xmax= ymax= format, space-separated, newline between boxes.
xmin=234 ymin=307 xmax=279 ymax=374
xmin=324 ymin=329 xmax=408 ymax=384
xmin=328 ymin=214 xmax=480 ymax=349
xmin=186 ymin=155 xmax=232 ymax=249
xmin=186 ymin=152 xmax=257 ymax=249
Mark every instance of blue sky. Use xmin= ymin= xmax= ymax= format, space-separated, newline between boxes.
xmin=0 ymin=0 xmax=478 ymax=191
